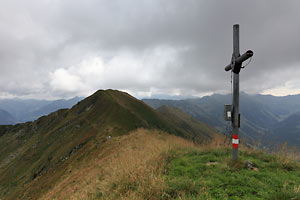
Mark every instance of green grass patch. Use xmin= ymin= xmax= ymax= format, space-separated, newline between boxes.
xmin=165 ymin=148 xmax=300 ymax=200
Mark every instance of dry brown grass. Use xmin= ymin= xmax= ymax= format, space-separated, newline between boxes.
xmin=270 ymin=142 xmax=300 ymax=172
xmin=36 ymin=130 xmax=300 ymax=200
xmin=200 ymin=134 xmax=229 ymax=150
xmin=41 ymin=129 xmax=197 ymax=200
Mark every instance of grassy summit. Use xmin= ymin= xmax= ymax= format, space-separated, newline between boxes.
xmin=39 ymin=130 xmax=300 ymax=200
xmin=166 ymin=148 xmax=300 ymax=199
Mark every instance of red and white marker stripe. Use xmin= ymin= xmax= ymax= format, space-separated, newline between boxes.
xmin=232 ymin=134 xmax=239 ymax=148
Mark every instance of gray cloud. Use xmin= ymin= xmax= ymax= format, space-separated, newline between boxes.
xmin=0 ymin=0 xmax=300 ymax=99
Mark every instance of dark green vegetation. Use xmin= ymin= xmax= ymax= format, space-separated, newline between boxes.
xmin=157 ymin=105 xmax=217 ymax=143
xmin=143 ymin=93 xmax=300 ymax=147
xmin=270 ymin=111 xmax=300 ymax=147
xmin=165 ymin=148 xmax=300 ymax=200
xmin=0 ymin=89 xmax=218 ymax=200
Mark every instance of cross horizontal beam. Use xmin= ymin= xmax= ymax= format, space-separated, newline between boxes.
xmin=225 ymin=50 xmax=253 ymax=72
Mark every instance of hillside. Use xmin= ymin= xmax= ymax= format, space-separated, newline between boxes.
xmin=266 ymin=111 xmax=300 ymax=147
xmin=157 ymin=105 xmax=218 ymax=143
xmin=0 ymin=89 xmax=219 ymax=199
xmin=40 ymin=130 xmax=300 ymax=199
xmin=143 ymin=93 xmax=300 ymax=145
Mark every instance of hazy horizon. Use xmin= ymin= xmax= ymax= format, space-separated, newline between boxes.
xmin=0 ymin=89 xmax=299 ymax=101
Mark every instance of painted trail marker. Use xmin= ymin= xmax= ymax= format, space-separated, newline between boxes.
xmin=224 ymin=24 xmax=253 ymax=161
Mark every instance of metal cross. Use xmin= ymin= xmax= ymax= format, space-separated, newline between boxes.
xmin=224 ymin=24 xmax=253 ymax=161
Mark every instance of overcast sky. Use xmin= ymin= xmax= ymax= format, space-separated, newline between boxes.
xmin=1 ymin=0 xmax=300 ymax=99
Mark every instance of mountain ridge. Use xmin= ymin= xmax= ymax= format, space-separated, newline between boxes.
xmin=0 ymin=89 xmax=219 ymax=199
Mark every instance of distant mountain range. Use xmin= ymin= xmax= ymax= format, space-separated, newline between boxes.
xmin=143 ymin=93 xmax=300 ymax=147
xmin=1 ymin=91 xmax=300 ymax=148
xmin=0 ymin=109 xmax=17 ymax=125
xmin=0 ymin=97 xmax=83 ymax=124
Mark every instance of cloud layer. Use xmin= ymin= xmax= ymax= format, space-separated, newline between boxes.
xmin=1 ymin=0 xmax=300 ymax=99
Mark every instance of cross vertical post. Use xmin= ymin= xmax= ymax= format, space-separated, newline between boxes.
xmin=232 ymin=24 xmax=240 ymax=161
xmin=224 ymin=24 xmax=253 ymax=161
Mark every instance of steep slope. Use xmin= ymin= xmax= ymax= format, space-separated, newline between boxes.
xmin=0 ymin=109 xmax=17 ymax=125
xmin=0 ymin=89 xmax=218 ymax=200
xmin=41 ymin=130 xmax=300 ymax=200
xmin=143 ymin=95 xmax=229 ymax=131
xmin=143 ymin=93 xmax=300 ymax=141
xmin=157 ymin=105 xmax=219 ymax=143
xmin=255 ymin=94 xmax=300 ymax=120
xmin=40 ymin=129 xmax=196 ymax=200
xmin=266 ymin=111 xmax=300 ymax=147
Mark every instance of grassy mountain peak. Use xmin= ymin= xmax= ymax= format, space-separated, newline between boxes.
xmin=0 ymin=89 xmax=219 ymax=199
